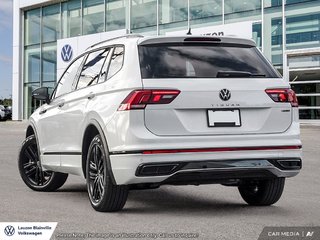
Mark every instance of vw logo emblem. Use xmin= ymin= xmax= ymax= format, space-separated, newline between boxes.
xmin=219 ymin=89 xmax=231 ymax=101
xmin=4 ymin=225 xmax=15 ymax=236
xmin=61 ymin=44 xmax=73 ymax=62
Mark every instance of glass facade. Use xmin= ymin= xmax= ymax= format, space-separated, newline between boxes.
xmin=131 ymin=0 xmax=157 ymax=33
xmin=83 ymin=0 xmax=105 ymax=35
xmin=225 ymin=0 xmax=261 ymax=22
xmin=190 ymin=0 xmax=222 ymax=26
xmin=42 ymin=4 xmax=60 ymax=43
xmin=159 ymin=0 xmax=188 ymax=33
xmin=23 ymin=0 xmax=320 ymax=119
xmin=106 ymin=0 xmax=127 ymax=31
xmin=62 ymin=0 xmax=81 ymax=38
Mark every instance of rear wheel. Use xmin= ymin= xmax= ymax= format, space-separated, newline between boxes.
xmin=86 ymin=134 xmax=129 ymax=212
xmin=238 ymin=178 xmax=285 ymax=206
xmin=18 ymin=135 xmax=68 ymax=191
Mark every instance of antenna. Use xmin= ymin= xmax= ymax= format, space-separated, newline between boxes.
xmin=186 ymin=28 xmax=192 ymax=35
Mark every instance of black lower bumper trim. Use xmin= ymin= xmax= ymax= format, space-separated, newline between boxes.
xmin=135 ymin=158 xmax=302 ymax=177
xmin=162 ymin=169 xmax=277 ymax=185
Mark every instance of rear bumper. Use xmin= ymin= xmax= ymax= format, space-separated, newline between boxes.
xmin=109 ymin=148 xmax=302 ymax=185
xmin=106 ymin=109 xmax=302 ymax=185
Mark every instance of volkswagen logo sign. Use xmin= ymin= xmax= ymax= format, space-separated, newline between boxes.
xmin=219 ymin=89 xmax=231 ymax=101
xmin=4 ymin=225 xmax=15 ymax=236
xmin=61 ymin=44 xmax=73 ymax=62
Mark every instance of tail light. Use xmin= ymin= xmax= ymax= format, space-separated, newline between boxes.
xmin=265 ymin=89 xmax=298 ymax=107
xmin=118 ymin=89 xmax=180 ymax=111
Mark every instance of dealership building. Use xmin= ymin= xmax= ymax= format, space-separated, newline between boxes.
xmin=12 ymin=0 xmax=320 ymax=120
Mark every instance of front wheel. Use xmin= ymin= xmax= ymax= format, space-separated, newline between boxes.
xmin=86 ymin=134 xmax=129 ymax=212
xmin=18 ymin=135 xmax=68 ymax=191
xmin=238 ymin=178 xmax=285 ymax=206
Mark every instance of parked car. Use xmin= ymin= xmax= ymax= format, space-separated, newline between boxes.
xmin=0 ymin=105 xmax=6 ymax=121
xmin=18 ymin=35 xmax=302 ymax=212
xmin=4 ymin=106 xmax=12 ymax=120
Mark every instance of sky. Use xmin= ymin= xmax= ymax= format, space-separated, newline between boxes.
xmin=0 ymin=0 xmax=13 ymax=99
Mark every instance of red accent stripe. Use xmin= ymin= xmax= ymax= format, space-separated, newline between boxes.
xmin=142 ymin=145 xmax=302 ymax=155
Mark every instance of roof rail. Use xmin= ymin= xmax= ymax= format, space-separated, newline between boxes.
xmin=87 ymin=34 xmax=144 ymax=50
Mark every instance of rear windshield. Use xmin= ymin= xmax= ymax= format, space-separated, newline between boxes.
xmin=138 ymin=44 xmax=280 ymax=79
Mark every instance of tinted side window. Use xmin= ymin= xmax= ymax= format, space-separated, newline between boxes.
xmin=76 ymin=48 xmax=110 ymax=90
xmin=107 ymin=46 xmax=124 ymax=80
xmin=98 ymin=49 xmax=112 ymax=83
xmin=55 ymin=56 xmax=84 ymax=98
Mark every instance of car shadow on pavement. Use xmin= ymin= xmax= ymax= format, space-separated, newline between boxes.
xmin=56 ymin=184 xmax=292 ymax=216
xmin=122 ymin=187 xmax=292 ymax=216
xmin=57 ymin=184 xmax=87 ymax=192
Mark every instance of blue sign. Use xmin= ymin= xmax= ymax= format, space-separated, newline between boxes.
xmin=61 ymin=44 xmax=73 ymax=62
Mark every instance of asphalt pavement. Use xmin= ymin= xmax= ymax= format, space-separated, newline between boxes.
xmin=0 ymin=121 xmax=319 ymax=240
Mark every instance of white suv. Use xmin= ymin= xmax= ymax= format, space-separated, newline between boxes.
xmin=18 ymin=35 xmax=302 ymax=212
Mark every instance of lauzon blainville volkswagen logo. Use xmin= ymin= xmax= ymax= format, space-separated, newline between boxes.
xmin=4 ymin=225 xmax=15 ymax=236
xmin=219 ymin=89 xmax=231 ymax=101
xmin=61 ymin=44 xmax=73 ymax=62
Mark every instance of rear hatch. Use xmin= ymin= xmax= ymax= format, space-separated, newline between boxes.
xmin=138 ymin=37 xmax=293 ymax=136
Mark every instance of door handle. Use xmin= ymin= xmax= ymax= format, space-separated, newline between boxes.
xmin=39 ymin=109 xmax=47 ymax=115
xmin=87 ymin=93 xmax=95 ymax=100
xmin=58 ymin=102 xmax=65 ymax=108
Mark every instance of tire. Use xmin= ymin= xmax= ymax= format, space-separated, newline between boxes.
xmin=86 ymin=134 xmax=129 ymax=212
xmin=18 ymin=135 xmax=68 ymax=192
xmin=238 ymin=178 xmax=285 ymax=206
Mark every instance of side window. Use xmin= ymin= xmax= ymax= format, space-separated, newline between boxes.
xmin=98 ymin=49 xmax=113 ymax=83
xmin=55 ymin=56 xmax=84 ymax=98
xmin=76 ymin=48 xmax=110 ymax=90
xmin=107 ymin=46 xmax=124 ymax=80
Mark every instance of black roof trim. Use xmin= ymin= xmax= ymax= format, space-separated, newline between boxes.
xmin=87 ymin=34 xmax=144 ymax=50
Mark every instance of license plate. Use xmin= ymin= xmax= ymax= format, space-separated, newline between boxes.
xmin=208 ymin=109 xmax=241 ymax=127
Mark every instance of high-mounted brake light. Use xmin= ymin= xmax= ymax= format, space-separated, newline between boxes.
xmin=265 ymin=89 xmax=298 ymax=107
xmin=118 ymin=89 xmax=180 ymax=111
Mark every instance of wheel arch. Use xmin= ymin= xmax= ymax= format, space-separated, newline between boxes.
xmin=25 ymin=122 xmax=42 ymax=157
xmin=81 ymin=120 xmax=116 ymax=184
xmin=26 ymin=125 xmax=35 ymax=138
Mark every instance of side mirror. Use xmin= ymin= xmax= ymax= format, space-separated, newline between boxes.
xmin=32 ymin=87 xmax=50 ymax=104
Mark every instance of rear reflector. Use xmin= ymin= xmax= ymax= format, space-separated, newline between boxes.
xmin=265 ymin=88 xmax=298 ymax=107
xmin=118 ymin=89 xmax=180 ymax=111
xmin=142 ymin=145 xmax=302 ymax=154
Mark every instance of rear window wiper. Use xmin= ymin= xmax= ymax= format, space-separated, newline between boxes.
xmin=216 ymin=71 xmax=266 ymax=78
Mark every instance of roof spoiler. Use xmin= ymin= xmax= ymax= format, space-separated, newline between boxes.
xmin=139 ymin=36 xmax=256 ymax=47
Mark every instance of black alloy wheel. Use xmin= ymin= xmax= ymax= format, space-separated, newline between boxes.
xmin=86 ymin=134 xmax=128 ymax=212
xmin=87 ymin=140 xmax=105 ymax=204
xmin=18 ymin=135 xmax=68 ymax=191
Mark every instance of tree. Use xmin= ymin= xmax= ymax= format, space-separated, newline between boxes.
xmin=0 ymin=98 xmax=12 ymax=106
